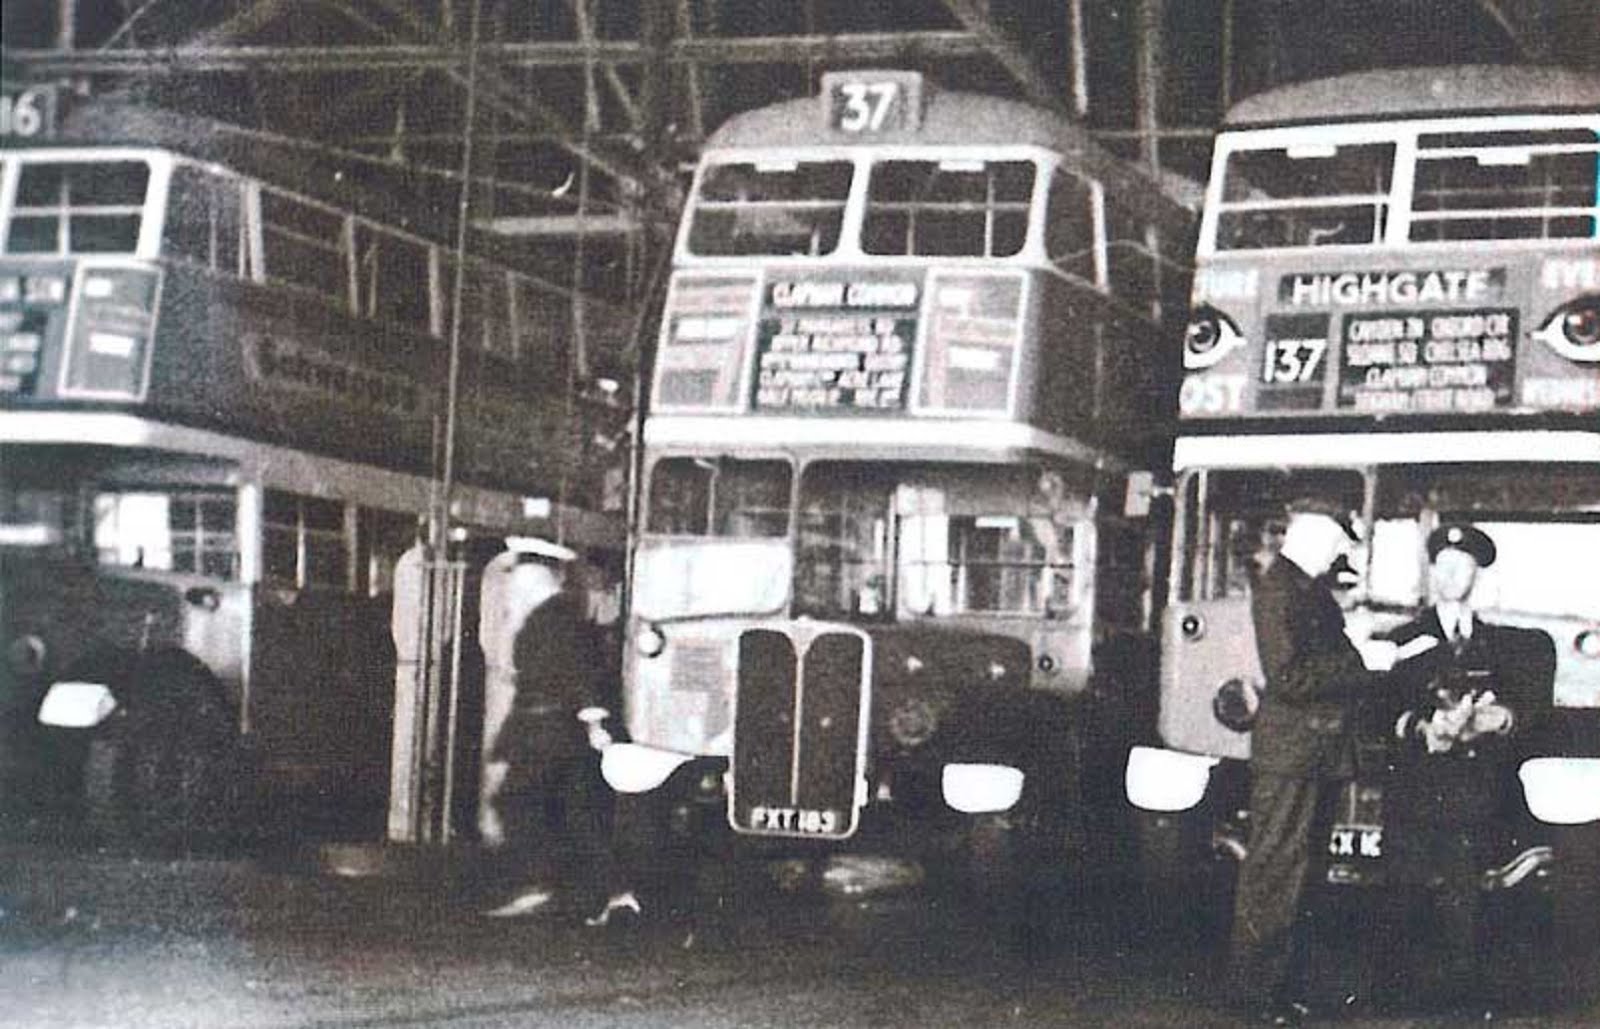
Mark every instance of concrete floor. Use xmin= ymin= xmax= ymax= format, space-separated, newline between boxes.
xmin=3 ymin=837 xmax=1598 ymax=1029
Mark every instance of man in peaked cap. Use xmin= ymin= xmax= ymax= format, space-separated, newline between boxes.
xmin=1228 ymin=496 xmax=1410 ymax=1025
xmin=484 ymin=538 xmax=614 ymax=918
xmin=1377 ymin=522 xmax=1556 ymax=1008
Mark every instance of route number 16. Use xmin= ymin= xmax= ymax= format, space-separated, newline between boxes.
xmin=836 ymin=81 xmax=900 ymax=133
xmin=1 ymin=86 xmax=56 ymax=139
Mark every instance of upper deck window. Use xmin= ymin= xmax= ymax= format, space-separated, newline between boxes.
xmin=687 ymin=161 xmax=851 ymax=257
xmin=862 ymin=159 xmax=1034 ymax=258
xmin=1214 ymin=143 xmax=1394 ymax=251
xmin=1411 ymin=128 xmax=1599 ymax=242
xmin=4 ymin=161 xmax=150 ymax=255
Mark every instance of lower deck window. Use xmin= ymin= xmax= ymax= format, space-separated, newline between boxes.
xmin=264 ymin=490 xmax=349 ymax=589
xmin=93 ymin=489 xmax=238 ymax=579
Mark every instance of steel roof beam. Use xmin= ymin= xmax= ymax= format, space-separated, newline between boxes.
xmin=937 ymin=0 xmax=1065 ymax=113
xmin=1474 ymin=0 xmax=1552 ymax=60
xmin=3 ymin=30 xmax=990 ymax=76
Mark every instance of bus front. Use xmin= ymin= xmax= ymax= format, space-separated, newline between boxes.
xmin=1129 ymin=67 xmax=1600 ymax=900
xmin=609 ymin=71 xmax=1181 ymax=863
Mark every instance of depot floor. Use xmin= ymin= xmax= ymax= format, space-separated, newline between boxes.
xmin=3 ymin=833 xmax=1598 ymax=1029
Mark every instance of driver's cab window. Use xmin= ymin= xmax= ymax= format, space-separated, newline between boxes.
xmin=93 ymin=488 xmax=239 ymax=579
xmin=1177 ymin=468 xmax=1365 ymax=601
xmin=646 ymin=457 xmax=792 ymax=538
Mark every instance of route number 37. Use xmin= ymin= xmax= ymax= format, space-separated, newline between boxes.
xmin=833 ymin=81 xmax=901 ymax=133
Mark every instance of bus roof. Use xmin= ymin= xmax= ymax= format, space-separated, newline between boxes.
xmin=705 ymin=86 xmax=1200 ymax=214
xmin=708 ymin=90 xmax=1083 ymax=151
xmin=1225 ymin=64 xmax=1600 ymax=128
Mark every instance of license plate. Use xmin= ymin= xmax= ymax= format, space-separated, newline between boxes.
xmin=747 ymin=805 xmax=842 ymax=835
xmin=1328 ymin=824 xmax=1383 ymax=858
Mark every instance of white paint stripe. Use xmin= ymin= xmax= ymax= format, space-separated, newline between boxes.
xmin=644 ymin=414 xmax=1118 ymax=467
xmin=1173 ymin=430 xmax=1600 ymax=470
xmin=0 ymin=410 xmax=621 ymax=546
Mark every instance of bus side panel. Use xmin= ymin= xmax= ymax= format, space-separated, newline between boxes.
xmin=1157 ymin=597 xmax=1257 ymax=761
xmin=249 ymin=587 xmax=395 ymax=815
xmin=147 ymin=267 xmax=441 ymax=475
xmin=1033 ymin=276 xmax=1175 ymax=468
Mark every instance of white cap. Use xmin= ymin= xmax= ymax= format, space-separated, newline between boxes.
xmin=505 ymin=536 xmax=578 ymax=562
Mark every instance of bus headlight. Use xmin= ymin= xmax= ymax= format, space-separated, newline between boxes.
xmin=1212 ymin=677 xmax=1261 ymax=732
xmin=635 ymin=624 xmax=666 ymax=658
xmin=1183 ymin=306 xmax=1246 ymax=370
xmin=1533 ymin=295 xmax=1600 ymax=362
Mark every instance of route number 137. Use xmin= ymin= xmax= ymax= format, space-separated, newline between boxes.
xmin=1262 ymin=338 xmax=1327 ymax=384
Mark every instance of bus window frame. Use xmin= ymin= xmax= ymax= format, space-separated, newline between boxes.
xmin=675 ymin=145 xmax=1056 ymax=267
xmin=1199 ymin=112 xmax=1600 ymax=257
xmin=0 ymin=149 xmax=172 ymax=259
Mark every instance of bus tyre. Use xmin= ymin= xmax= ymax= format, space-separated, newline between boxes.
xmin=1133 ymin=807 xmax=1229 ymax=942
xmin=80 ymin=652 xmax=241 ymax=855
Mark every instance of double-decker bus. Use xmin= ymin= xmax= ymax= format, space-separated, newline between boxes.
xmin=0 ymin=92 xmax=628 ymax=844
xmin=599 ymin=70 xmax=1195 ymax=887
xmin=1126 ymin=66 xmax=1600 ymax=918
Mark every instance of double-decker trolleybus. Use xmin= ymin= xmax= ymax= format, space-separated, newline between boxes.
xmin=0 ymin=92 xmax=627 ymax=843
xmin=1126 ymin=66 xmax=1600 ymax=919
xmin=601 ymin=70 xmax=1195 ymax=886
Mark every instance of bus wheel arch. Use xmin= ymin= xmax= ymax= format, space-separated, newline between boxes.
xmin=71 ymin=646 xmax=244 ymax=852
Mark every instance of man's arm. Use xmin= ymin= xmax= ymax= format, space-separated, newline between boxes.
xmin=1252 ymin=569 xmax=1369 ymax=703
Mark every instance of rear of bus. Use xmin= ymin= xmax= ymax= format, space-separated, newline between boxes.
xmin=1129 ymin=67 xmax=1600 ymax=907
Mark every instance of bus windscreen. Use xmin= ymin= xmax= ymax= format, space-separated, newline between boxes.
xmin=687 ymin=161 xmax=851 ymax=257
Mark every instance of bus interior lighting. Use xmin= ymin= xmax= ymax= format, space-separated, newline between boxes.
xmin=1285 ymin=143 xmax=1339 ymax=160
xmin=1475 ymin=149 xmax=1533 ymax=167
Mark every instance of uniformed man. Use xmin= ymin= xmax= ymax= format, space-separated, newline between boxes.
xmin=1227 ymin=497 xmax=1419 ymax=1025
xmin=484 ymin=539 xmax=615 ymax=917
xmin=1380 ymin=523 xmax=1555 ymax=1005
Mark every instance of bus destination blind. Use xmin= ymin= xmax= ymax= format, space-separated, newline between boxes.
xmin=752 ymin=273 xmax=918 ymax=413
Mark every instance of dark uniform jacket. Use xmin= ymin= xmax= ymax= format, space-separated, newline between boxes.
xmin=1250 ymin=556 xmax=1372 ymax=780
xmin=495 ymin=589 xmax=605 ymax=767
xmin=1377 ymin=609 xmax=1555 ymax=870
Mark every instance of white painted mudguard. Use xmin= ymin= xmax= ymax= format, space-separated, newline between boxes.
xmin=37 ymin=681 xmax=119 ymax=729
xmin=1519 ymin=757 xmax=1600 ymax=825
xmin=1124 ymin=745 xmax=1221 ymax=813
xmin=942 ymin=763 xmax=1025 ymax=814
xmin=601 ymin=742 xmax=694 ymax=794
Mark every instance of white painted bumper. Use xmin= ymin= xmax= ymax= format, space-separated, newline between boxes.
xmin=1124 ymin=745 xmax=1221 ymax=813
xmin=600 ymin=742 xmax=694 ymax=794
xmin=1519 ymin=757 xmax=1600 ymax=825
xmin=37 ymin=681 xmax=118 ymax=729
xmin=941 ymin=763 xmax=1025 ymax=814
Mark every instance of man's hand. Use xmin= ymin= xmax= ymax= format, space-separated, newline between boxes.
xmin=1357 ymin=638 xmax=1400 ymax=671
xmin=1422 ymin=693 xmax=1476 ymax=751
xmin=1468 ymin=691 xmax=1514 ymax=737
xmin=585 ymin=723 xmax=614 ymax=752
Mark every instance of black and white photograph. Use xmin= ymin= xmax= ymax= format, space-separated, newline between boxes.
xmin=2 ymin=2 xmax=1598 ymax=1026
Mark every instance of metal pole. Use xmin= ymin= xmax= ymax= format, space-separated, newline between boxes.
xmin=1068 ymin=0 xmax=1090 ymax=119
xmin=422 ymin=0 xmax=485 ymax=844
xmin=1135 ymin=0 xmax=1163 ymax=176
